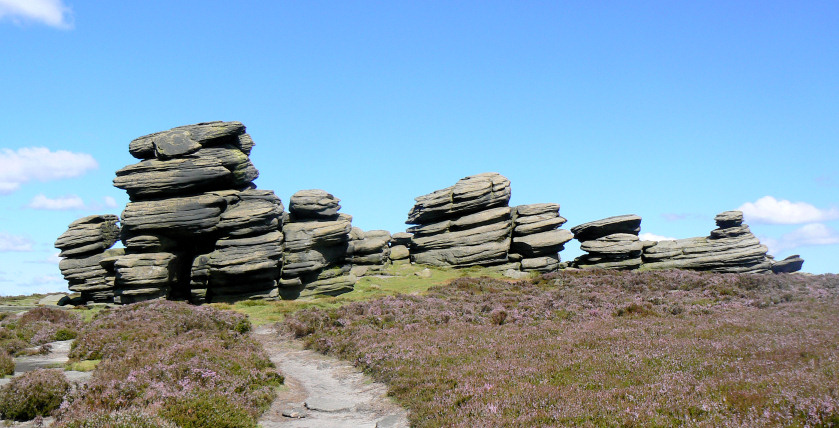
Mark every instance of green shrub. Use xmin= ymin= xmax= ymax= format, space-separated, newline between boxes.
xmin=0 ymin=351 xmax=13 ymax=376
xmin=54 ymin=327 xmax=77 ymax=341
xmin=0 ymin=368 xmax=69 ymax=420
xmin=158 ymin=393 xmax=257 ymax=428
xmin=56 ymin=409 xmax=178 ymax=428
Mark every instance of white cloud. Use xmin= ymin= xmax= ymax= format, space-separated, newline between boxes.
xmin=0 ymin=147 xmax=97 ymax=194
xmin=27 ymin=194 xmax=85 ymax=210
xmin=0 ymin=0 xmax=73 ymax=29
xmin=0 ymin=231 xmax=33 ymax=252
xmin=738 ymin=196 xmax=839 ymax=225
xmin=0 ymin=274 xmax=67 ymax=296
xmin=26 ymin=251 xmax=62 ymax=264
xmin=639 ymin=232 xmax=677 ymax=242
xmin=27 ymin=194 xmax=121 ymax=211
xmin=762 ymin=223 xmax=839 ymax=254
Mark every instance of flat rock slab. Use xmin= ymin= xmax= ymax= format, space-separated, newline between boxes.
xmin=254 ymin=324 xmax=409 ymax=428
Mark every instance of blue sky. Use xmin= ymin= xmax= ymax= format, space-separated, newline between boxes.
xmin=0 ymin=1 xmax=837 ymax=295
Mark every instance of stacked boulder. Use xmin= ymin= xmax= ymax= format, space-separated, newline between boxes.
xmin=406 ymin=173 xmax=513 ymax=267
xmin=388 ymin=232 xmax=412 ymax=264
xmin=280 ymin=190 xmax=355 ymax=298
xmin=54 ymin=215 xmax=121 ymax=302
xmin=113 ymin=121 xmax=283 ymax=303
xmin=571 ymin=215 xmax=644 ymax=270
xmin=347 ymin=228 xmax=391 ymax=275
xmin=641 ymin=210 xmax=777 ymax=273
xmin=510 ymin=204 xmax=573 ymax=272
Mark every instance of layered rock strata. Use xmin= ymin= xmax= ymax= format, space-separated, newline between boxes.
xmin=388 ymin=232 xmax=412 ymax=264
xmin=54 ymin=215 xmax=121 ymax=302
xmin=406 ymin=173 xmax=513 ymax=267
xmin=571 ymin=215 xmax=644 ymax=270
xmin=510 ymin=203 xmax=573 ymax=272
xmin=280 ymin=190 xmax=355 ymax=298
xmin=641 ymin=210 xmax=776 ymax=273
xmin=112 ymin=121 xmax=283 ymax=303
xmin=347 ymin=228 xmax=391 ymax=276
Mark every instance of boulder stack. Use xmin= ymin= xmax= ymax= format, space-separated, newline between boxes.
xmin=280 ymin=190 xmax=355 ymax=298
xmin=388 ymin=232 xmax=412 ymax=264
xmin=406 ymin=173 xmax=513 ymax=267
xmin=112 ymin=121 xmax=283 ymax=303
xmin=510 ymin=204 xmax=573 ymax=272
xmin=347 ymin=228 xmax=391 ymax=275
xmin=641 ymin=210 xmax=775 ymax=273
xmin=571 ymin=215 xmax=644 ymax=270
xmin=54 ymin=215 xmax=121 ymax=302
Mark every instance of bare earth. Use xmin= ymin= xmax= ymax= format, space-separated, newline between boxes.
xmin=254 ymin=324 xmax=409 ymax=428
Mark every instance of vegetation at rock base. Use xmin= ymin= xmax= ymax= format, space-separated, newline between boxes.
xmin=0 ymin=307 xmax=82 ymax=356
xmin=56 ymin=300 xmax=282 ymax=428
xmin=0 ymin=368 xmax=70 ymax=420
xmin=285 ymin=269 xmax=839 ymax=427
xmin=0 ymin=351 xmax=13 ymax=376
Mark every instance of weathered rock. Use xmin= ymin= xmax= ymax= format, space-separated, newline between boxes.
xmin=641 ymin=212 xmax=774 ymax=274
xmin=411 ymin=220 xmax=511 ymax=251
xmin=283 ymin=215 xmax=352 ymax=252
xmin=406 ymin=173 xmax=511 ymax=224
xmin=122 ymin=234 xmax=178 ymax=252
xmin=289 ymin=189 xmax=341 ymax=220
xmin=579 ymin=233 xmax=643 ymax=256
xmin=771 ymin=255 xmax=804 ymax=273
xmin=114 ymin=145 xmax=258 ymax=199
xmin=54 ymin=215 xmax=120 ymax=257
xmin=412 ymin=239 xmax=510 ymax=267
xmin=715 ymin=210 xmax=744 ymax=228
xmin=511 ymin=229 xmax=573 ymax=257
xmin=388 ymin=245 xmax=410 ymax=261
xmin=128 ymin=121 xmax=248 ymax=160
xmin=571 ymin=215 xmax=642 ymax=241
xmin=113 ymin=252 xmax=177 ymax=288
xmin=216 ymin=190 xmax=284 ymax=236
xmin=521 ymin=254 xmax=560 ymax=272
xmin=121 ymin=193 xmax=227 ymax=237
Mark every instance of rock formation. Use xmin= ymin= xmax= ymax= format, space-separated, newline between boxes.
xmin=510 ymin=204 xmax=573 ymax=272
xmin=641 ymin=210 xmax=774 ymax=273
xmin=388 ymin=232 xmax=412 ymax=264
xmin=279 ymin=190 xmax=356 ymax=298
xmin=347 ymin=228 xmax=392 ymax=276
xmin=112 ymin=121 xmax=284 ymax=303
xmin=54 ymin=215 xmax=121 ymax=302
xmin=406 ymin=173 xmax=514 ymax=267
xmin=571 ymin=215 xmax=644 ymax=270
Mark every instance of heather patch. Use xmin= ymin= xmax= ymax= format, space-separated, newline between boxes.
xmin=58 ymin=301 xmax=282 ymax=427
xmin=0 ymin=307 xmax=82 ymax=356
xmin=57 ymin=408 xmax=178 ymax=428
xmin=0 ymin=351 xmax=13 ymax=376
xmin=0 ymin=368 xmax=69 ymax=420
xmin=286 ymin=270 xmax=839 ymax=427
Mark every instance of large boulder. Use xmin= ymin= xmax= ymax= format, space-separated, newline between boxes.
xmin=571 ymin=215 xmax=643 ymax=270
xmin=406 ymin=173 xmax=511 ymax=224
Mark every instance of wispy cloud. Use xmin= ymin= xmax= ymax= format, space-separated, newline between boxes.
xmin=639 ymin=232 xmax=677 ymax=242
xmin=27 ymin=251 xmax=62 ymax=264
xmin=762 ymin=223 xmax=839 ymax=254
xmin=0 ymin=231 xmax=33 ymax=252
xmin=0 ymin=147 xmax=97 ymax=194
xmin=26 ymin=194 xmax=120 ymax=211
xmin=738 ymin=196 xmax=839 ymax=225
xmin=27 ymin=194 xmax=85 ymax=210
xmin=0 ymin=0 xmax=73 ymax=29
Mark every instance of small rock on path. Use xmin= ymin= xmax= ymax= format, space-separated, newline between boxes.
xmin=254 ymin=324 xmax=409 ymax=428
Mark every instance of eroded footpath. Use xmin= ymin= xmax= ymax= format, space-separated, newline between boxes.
xmin=254 ymin=324 xmax=409 ymax=428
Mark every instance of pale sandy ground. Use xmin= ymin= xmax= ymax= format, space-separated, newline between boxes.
xmin=254 ymin=324 xmax=409 ymax=428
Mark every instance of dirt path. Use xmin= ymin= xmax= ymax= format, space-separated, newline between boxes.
xmin=254 ymin=324 xmax=409 ymax=428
